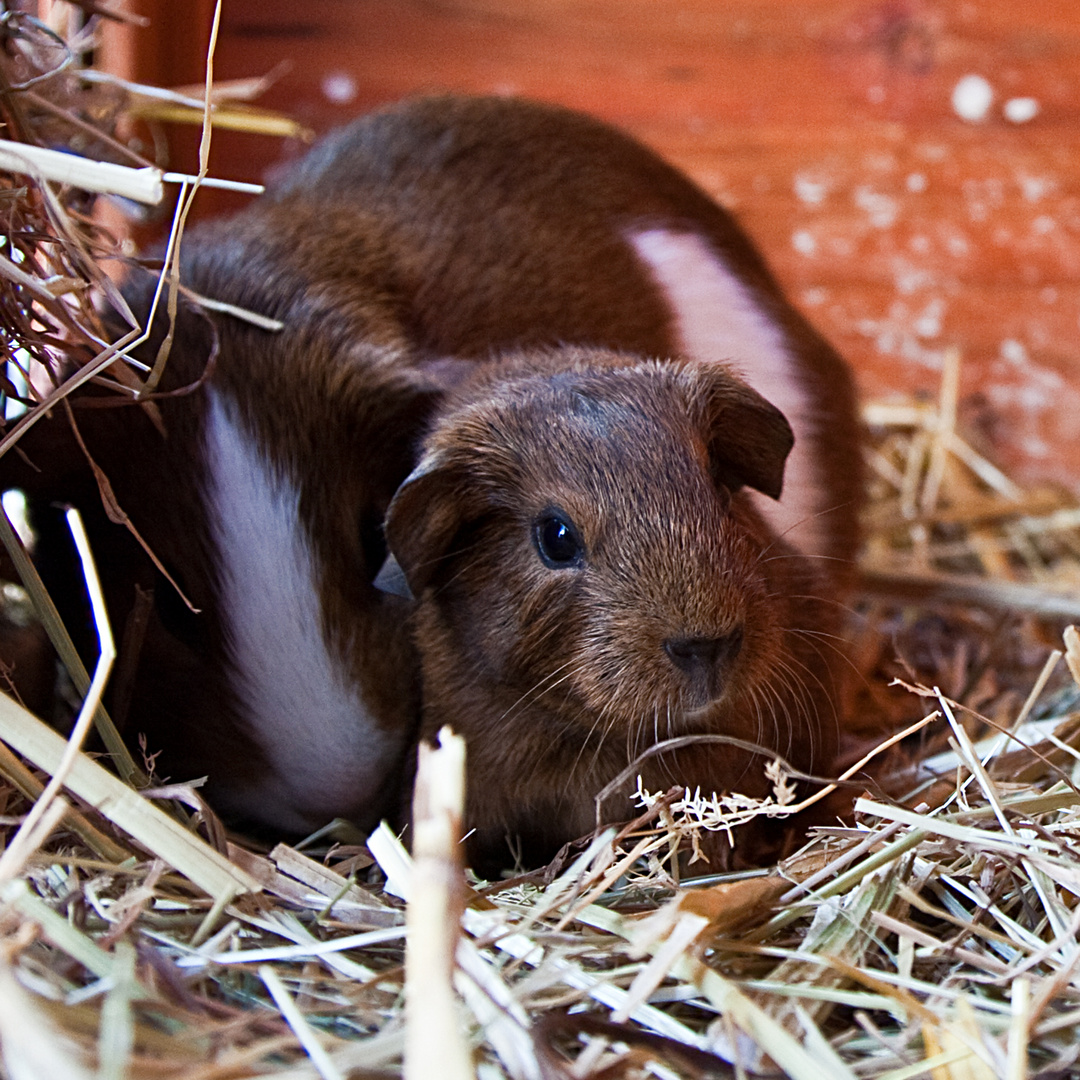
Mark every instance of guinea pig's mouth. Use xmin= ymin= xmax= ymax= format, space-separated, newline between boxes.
xmin=577 ymin=665 xmax=744 ymax=737
xmin=678 ymin=697 xmax=724 ymax=722
xmin=670 ymin=693 xmax=738 ymax=730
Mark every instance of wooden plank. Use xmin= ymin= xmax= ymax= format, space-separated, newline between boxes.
xmin=208 ymin=0 xmax=1080 ymax=131
xmin=114 ymin=0 xmax=1080 ymax=488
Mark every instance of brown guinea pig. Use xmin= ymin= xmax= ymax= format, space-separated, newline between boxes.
xmin=2 ymin=94 xmax=860 ymax=872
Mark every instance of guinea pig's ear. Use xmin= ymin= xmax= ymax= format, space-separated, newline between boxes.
xmin=696 ymin=366 xmax=795 ymax=501
xmin=376 ymin=452 xmax=472 ymax=600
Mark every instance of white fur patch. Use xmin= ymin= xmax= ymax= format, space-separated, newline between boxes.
xmin=628 ymin=228 xmax=826 ymax=556
xmin=203 ymin=389 xmax=393 ymax=831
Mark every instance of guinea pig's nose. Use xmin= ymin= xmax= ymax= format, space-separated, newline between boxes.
xmin=664 ymin=628 xmax=744 ymax=702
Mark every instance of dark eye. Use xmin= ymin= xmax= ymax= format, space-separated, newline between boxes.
xmin=534 ymin=511 xmax=585 ymax=568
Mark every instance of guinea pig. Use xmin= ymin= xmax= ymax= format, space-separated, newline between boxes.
xmin=2 ymin=94 xmax=861 ymax=872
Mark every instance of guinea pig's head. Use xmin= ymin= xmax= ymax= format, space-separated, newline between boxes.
xmin=380 ymin=347 xmax=798 ymax=745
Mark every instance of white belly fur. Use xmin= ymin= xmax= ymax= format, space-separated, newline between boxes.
xmin=628 ymin=228 xmax=827 ymax=558
xmin=203 ymin=388 xmax=395 ymax=831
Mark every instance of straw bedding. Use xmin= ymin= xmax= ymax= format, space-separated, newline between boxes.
xmin=2 ymin=8 xmax=1080 ymax=1078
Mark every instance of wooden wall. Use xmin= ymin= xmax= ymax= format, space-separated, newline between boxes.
xmin=102 ymin=1 xmax=1080 ymax=493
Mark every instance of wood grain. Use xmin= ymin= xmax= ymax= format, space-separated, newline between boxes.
xmin=106 ymin=0 xmax=1080 ymax=491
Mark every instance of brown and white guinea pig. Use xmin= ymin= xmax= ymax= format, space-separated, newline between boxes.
xmin=3 ymin=94 xmax=860 ymax=872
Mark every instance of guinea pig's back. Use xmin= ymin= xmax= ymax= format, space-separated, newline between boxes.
xmin=270 ymin=94 xmax=773 ymax=355
xmin=268 ymin=94 xmax=860 ymax=566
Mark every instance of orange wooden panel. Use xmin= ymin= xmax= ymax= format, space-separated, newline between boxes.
xmin=120 ymin=1 xmax=1080 ymax=493
xmin=206 ymin=1 xmax=1080 ymax=130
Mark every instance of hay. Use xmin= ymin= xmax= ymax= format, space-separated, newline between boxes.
xmin=4 ymin=8 xmax=1080 ymax=1079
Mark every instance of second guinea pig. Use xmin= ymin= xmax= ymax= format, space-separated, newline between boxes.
xmin=4 ymin=94 xmax=861 ymax=872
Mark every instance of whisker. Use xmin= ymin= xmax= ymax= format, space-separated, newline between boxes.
xmin=786 ymin=625 xmax=870 ymax=687
xmin=749 ymin=497 xmax=862 ymax=564
xmin=759 ymin=586 xmax=859 ymax=621
xmin=496 ymin=659 xmax=581 ymax=725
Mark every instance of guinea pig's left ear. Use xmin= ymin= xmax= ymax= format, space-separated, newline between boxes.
xmin=696 ymin=365 xmax=795 ymax=501
xmin=375 ymin=451 xmax=471 ymax=600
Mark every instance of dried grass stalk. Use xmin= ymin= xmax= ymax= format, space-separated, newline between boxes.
xmin=404 ymin=728 xmax=472 ymax=1080
xmin=0 ymin=137 xmax=163 ymax=202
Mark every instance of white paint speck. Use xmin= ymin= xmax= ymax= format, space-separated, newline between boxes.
xmin=854 ymin=186 xmax=898 ymax=229
xmin=946 ymin=233 xmax=970 ymax=257
xmin=856 ymin=302 xmax=947 ymax=370
xmin=1033 ymin=215 xmax=1056 ymax=235
xmin=1019 ymin=385 xmax=1052 ymax=409
xmin=321 ymin=72 xmax=357 ymax=104
xmin=893 ymin=261 xmax=936 ymax=295
xmin=906 ymin=173 xmax=927 ymax=193
xmin=792 ymin=229 xmax=817 ymax=255
xmin=1041 ymin=287 xmax=1058 ymax=304
xmin=801 ymin=287 xmax=828 ymax=307
xmin=952 ymin=74 xmax=994 ymax=123
xmin=1004 ymin=97 xmax=1040 ymax=123
xmin=1000 ymin=339 xmax=1028 ymax=365
xmin=913 ymin=298 xmax=944 ymax=339
xmin=794 ymin=173 xmax=829 ymax=205
xmin=865 ymin=151 xmax=897 ymax=173
xmin=1018 ymin=174 xmax=1055 ymax=202
xmin=868 ymin=85 xmax=886 ymax=104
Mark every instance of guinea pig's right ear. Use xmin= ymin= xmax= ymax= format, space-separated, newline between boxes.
xmin=696 ymin=366 xmax=795 ymax=501
xmin=376 ymin=451 xmax=472 ymax=600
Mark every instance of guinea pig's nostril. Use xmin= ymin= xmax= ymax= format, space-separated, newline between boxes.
xmin=664 ymin=629 xmax=743 ymax=671
xmin=664 ymin=628 xmax=744 ymax=702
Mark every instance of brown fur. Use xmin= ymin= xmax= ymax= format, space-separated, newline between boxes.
xmin=1 ymin=94 xmax=860 ymax=869
xmin=388 ymin=348 xmax=844 ymax=869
